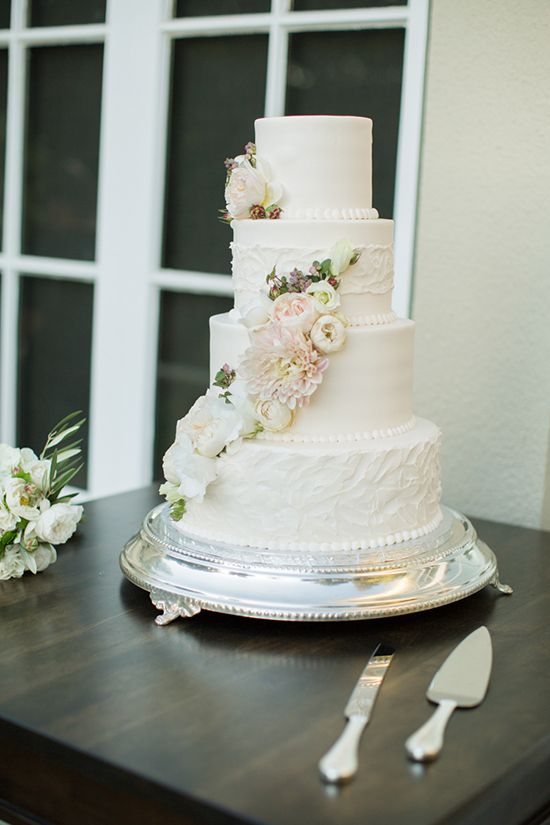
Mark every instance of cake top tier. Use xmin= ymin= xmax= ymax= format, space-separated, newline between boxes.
xmin=255 ymin=116 xmax=375 ymax=220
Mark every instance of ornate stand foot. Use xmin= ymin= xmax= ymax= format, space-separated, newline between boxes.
xmin=150 ymin=589 xmax=202 ymax=625
xmin=490 ymin=573 xmax=513 ymax=595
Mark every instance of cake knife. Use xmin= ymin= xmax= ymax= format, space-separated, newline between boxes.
xmin=319 ymin=643 xmax=395 ymax=784
xmin=405 ymin=626 xmax=493 ymax=762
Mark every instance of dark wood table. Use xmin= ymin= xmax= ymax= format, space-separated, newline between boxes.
xmin=1 ymin=486 xmax=550 ymax=825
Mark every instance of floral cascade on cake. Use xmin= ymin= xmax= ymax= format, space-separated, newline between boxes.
xmin=161 ymin=116 xmax=443 ymax=552
xmin=0 ymin=412 xmax=85 ymax=580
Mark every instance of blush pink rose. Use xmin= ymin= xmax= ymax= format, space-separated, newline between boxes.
xmin=270 ymin=292 xmax=318 ymax=333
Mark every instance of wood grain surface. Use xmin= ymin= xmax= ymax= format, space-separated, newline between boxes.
xmin=1 ymin=486 xmax=549 ymax=825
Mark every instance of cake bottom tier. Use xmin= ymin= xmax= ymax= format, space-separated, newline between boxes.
xmin=180 ymin=418 xmax=442 ymax=552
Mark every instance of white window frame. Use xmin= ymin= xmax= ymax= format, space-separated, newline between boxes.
xmin=0 ymin=0 xmax=428 ymax=501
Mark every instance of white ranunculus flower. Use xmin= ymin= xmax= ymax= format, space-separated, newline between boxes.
xmin=310 ymin=314 xmax=347 ymax=354
xmin=0 ymin=443 xmax=21 ymax=474
xmin=225 ymin=158 xmax=267 ymax=219
xmin=0 ymin=546 xmax=26 ymax=580
xmin=329 ymin=239 xmax=357 ymax=276
xmin=306 ymin=281 xmax=341 ymax=313
xmin=163 ymin=433 xmax=218 ymax=503
xmin=4 ymin=477 xmax=43 ymax=521
xmin=255 ymin=399 xmax=293 ymax=432
xmin=34 ymin=502 xmax=83 ymax=545
xmin=0 ymin=498 xmax=18 ymax=532
xmin=33 ymin=543 xmax=57 ymax=573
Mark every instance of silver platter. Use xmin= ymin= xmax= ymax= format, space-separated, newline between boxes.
xmin=120 ymin=504 xmax=512 ymax=625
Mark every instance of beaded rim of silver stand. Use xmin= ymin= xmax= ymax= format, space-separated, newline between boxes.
xmin=120 ymin=504 xmax=512 ymax=625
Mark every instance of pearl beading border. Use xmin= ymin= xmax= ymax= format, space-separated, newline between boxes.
xmin=347 ymin=311 xmax=397 ymax=327
xmin=282 ymin=207 xmax=379 ymax=221
xmin=179 ymin=509 xmax=444 ymax=554
xmin=256 ymin=416 xmax=416 ymax=444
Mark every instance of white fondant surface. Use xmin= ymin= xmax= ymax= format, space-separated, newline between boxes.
xmin=181 ymin=418 xmax=442 ymax=551
xmin=255 ymin=116 xmax=373 ymax=216
xmin=210 ymin=313 xmax=414 ymax=435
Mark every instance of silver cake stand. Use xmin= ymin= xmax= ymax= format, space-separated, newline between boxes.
xmin=120 ymin=504 xmax=512 ymax=625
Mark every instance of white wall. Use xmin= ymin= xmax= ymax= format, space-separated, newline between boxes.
xmin=412 ymin=0 xmax=550 ymax=528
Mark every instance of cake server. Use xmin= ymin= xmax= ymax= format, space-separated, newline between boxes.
xmin=405 ymin=625 xmax=492 ymax=762
xmin=319 ymin=643 xmax=395 ymax=784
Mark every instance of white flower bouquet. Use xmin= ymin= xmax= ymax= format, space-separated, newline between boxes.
xmin=0 ymin=412 xmax=85 ymax=580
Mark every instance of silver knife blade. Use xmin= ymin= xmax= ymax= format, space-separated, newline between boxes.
xmin=405 ymin=626 xmax=493 ymax=762
xmin=319 ymin=643 xmax=395 ymax=783
xmin=427 ymin=625 xmax=492 ymax=707
xmin=345 ymin=642 xmax=395 ymax=719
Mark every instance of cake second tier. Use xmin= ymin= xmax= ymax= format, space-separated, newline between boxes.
xmin=210 ymin=312 xmax=415 ymax=439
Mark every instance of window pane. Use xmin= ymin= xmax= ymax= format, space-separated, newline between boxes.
xmin=154 ymin=291 xmax=233 ymax=478
xmin=22 ymin=45 xmax=103 ymax=260
xmin=163 ymin=35 xmax=268 ymax=274
xmin=0 ymin=48 xmax=7 ymax=247
xmin=17 ymin=277 xmax=93 ymax=488
xmin=0 ymin=1 xmax=10 ymax=29
xmin=292 ymin=0 xmax=405 ymax=9
xmin=29 ymin=0 xmax=106 ymax=27
xmin=285 ymin=29 xmax=404 ymax=219
xmin=175 ymin=0 xmax=269 ymax=15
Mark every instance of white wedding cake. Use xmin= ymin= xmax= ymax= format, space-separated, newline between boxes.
xmin=160 ymin=115 xmax=442 ymax=553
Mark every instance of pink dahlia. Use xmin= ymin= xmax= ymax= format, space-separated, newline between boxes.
xmin=239 ymin=323 xmax=329 ymax=409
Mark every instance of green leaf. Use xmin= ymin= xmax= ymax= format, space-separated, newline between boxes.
xmin=56 ymin=447 xmax=82 ymax=464
xmin=0 ymin=529 xmax=18 ymax=549
xmin=54 ymin=492 xmax=80 ymax=503
xmin=50 ymin=463 xmax=84 ymax=499
xmin=169 ymin=499 xmax=186 ymax=521
xmin=45 ymin=420 xmax=86 ymax=450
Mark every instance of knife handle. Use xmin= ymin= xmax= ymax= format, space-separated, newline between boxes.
xmin=405 ymin=699 xmax=457 ymax=762
xmin=319 ymin=715 xmax=366 ymax=783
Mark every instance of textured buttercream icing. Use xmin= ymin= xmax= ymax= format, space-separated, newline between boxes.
xmin=183 ymin=419 xmax=442 ymax=551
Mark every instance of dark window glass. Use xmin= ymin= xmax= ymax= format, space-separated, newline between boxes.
xmin=0 ymin=1 xmax=10 ymax=29
xmin=29 ymin=0 xmax=106 ymax=27
xmin=175 ymin=0 xmax=269 ymax=16
xmin=154 ymin=291 xmax=233 ymax=478
xmin=285 ymin=29 xmax=404 ymax=219
xmin=22 ymin=45 xmax=103 ymax=260
xmin=0 ymin=49 xmax=8 ymax=247
xmin=292 ymin=0 xmax=405 ymax=9
xmin=163 ymin=35 xmax=268 ymax=274
xmin=17 ymin=277 xmax=93 ymax=488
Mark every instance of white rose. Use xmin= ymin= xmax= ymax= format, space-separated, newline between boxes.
xmin=163 ymin=433 xmax=218 ymax=503
xmin=176 ymin=391 xmax=244 ymax=458
xmin=0 ymin=444 xmax=20 ymax=474
xmin=228 ymin=379 xmax=260 ymax=437
xmin=33 ymin=543 xmax=57 ymax=573
xmin=310 ymin=315 xmax=347 ymax=353
xmin=19 ymin=447 xmax=39 ymax=470
xmin=29 ymin=459 xmax=52 ymax=492
xmin=306 ymin=281 xmax=341 ymax=312
xmin=241 ymin=294 xmax=272 ymax=329
xmin=0 ymin=499 xmax=18 ymax=532
xmin=0 ymin=546 xmax=25 ymax=580
xmin=34 ymin=502 xmax=83 ymax=545
xmin=225 ymin=158 xmax=267 ymax=219
xmin=4 ymin=477 xmax=43 ymax=520
xmin=329 ymin=239 xmax=356 ymax=276
xmin=271 ymin=292 xmax=319 ymax=332
xmin=255 ymin=399 xmax=293 ymax=432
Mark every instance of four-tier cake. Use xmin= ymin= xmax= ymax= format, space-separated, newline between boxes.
xmin=160 ymin=115 xmax=443 ymax=554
